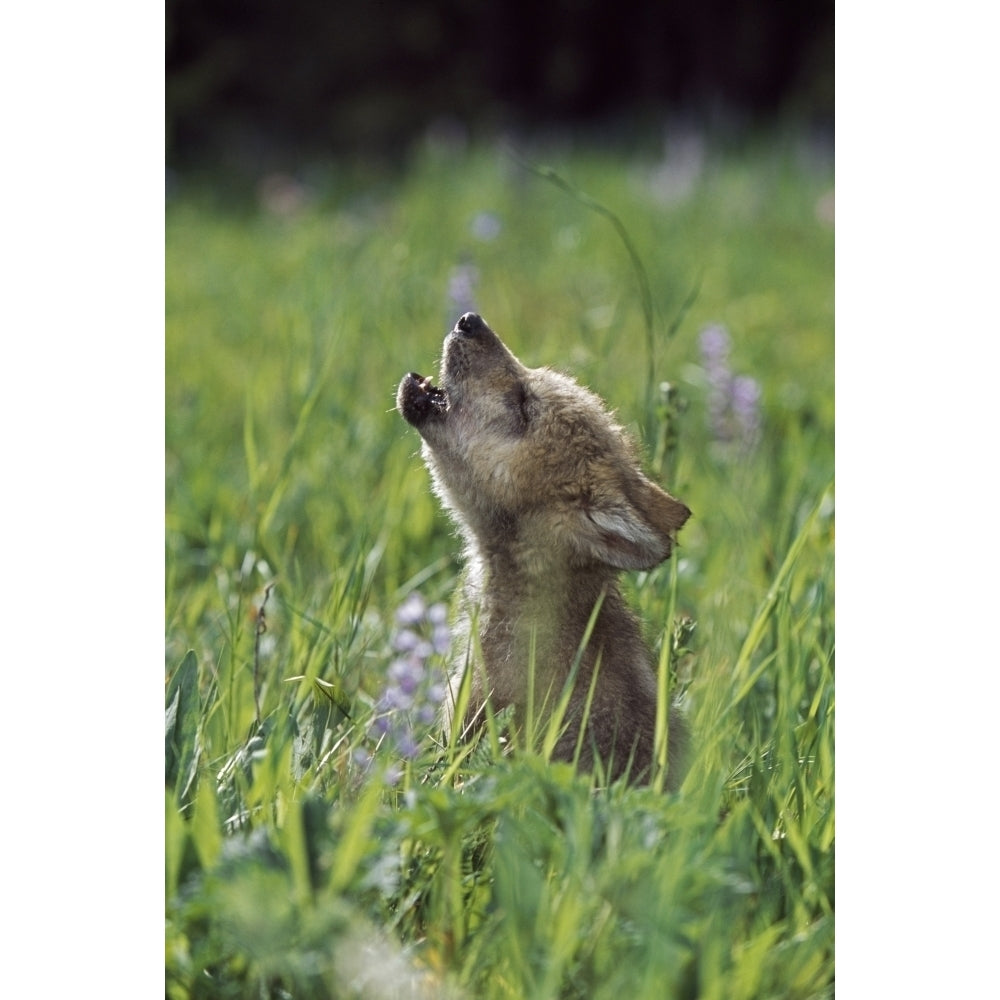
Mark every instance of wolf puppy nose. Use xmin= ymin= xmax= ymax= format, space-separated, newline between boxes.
xmin=397 ymin=315 xmax=691 ymax=788
xmin=455 ymin=312 xmax=487 ymax=335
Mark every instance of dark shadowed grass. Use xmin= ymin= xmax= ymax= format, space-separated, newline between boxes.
xmin=166 ymin=132 xmax=833 ymax=999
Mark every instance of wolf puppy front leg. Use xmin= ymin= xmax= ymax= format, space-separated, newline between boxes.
xmin=398 ymin=312 xmax=691 ymax=788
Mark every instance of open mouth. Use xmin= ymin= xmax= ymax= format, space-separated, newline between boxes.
xmin=398 ymin=371 xmax=448 ymax=427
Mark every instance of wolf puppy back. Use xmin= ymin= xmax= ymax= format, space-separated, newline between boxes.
xmin=398 ymin=312 xmax=691 ymax=787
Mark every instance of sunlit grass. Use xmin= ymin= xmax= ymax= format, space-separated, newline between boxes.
xmin=166 ymin=132 xmax=834 ymax=999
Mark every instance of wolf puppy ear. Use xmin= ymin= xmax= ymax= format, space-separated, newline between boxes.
xmin=581 ymin=476 xmax=691 ymax=571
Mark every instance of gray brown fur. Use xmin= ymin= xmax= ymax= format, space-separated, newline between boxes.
xmin=397 ymin=313 xmax=691 ymax=787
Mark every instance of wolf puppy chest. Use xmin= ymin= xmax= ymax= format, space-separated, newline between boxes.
xmin=397 ymin=312 xmax=690 ymax=787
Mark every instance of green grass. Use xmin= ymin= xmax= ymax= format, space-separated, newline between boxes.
xmin=166 ymin=132 xmax=834 ymax=999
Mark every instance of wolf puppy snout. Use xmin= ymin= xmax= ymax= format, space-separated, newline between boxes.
xmin=397 ymin=313 xmax=691 ymax=787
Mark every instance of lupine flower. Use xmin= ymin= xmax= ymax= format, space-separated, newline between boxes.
xmin=470 ymin=211 xmax=502 ymax=241
xmin=699 ymin=324 xmax=731 ymax=370
xmin=447 ymin=262 xmax=479 ymax=317
xmin=359 ymin=592 xmax=451 ymax=782
xmin=699 ymin=324 xmax=762 ymax=454
xmin=730 ymin=375 xmax=762 ymax=447
xmin=394 ymin=592 xmax=427 ymax=627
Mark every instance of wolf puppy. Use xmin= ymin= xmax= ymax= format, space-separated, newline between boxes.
xmin=397 ymin=312 xmax=691 ymax=787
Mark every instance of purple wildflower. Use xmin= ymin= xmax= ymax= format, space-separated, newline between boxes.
xmin=394 ymin=729 xmax=420 ymax=761
xmin=698 ymin=324 xmax=762 ymax=454
xmin=389 ymin=656 xmax=426 ymax=695
xmin=362 ymin=592 xmax=452 ymax=773
xmin=699 ymin=324 xmax=731 ymax=368
xmin=431 ymin=623 xmax=451 ymax=656
xmin=470 ymin=212 xmax=502 ymax=242
xmin=427 ymin=602 xmax=451 ymax=654
xmin=392 ymin=628 xmax=433 ymax=659
xmin=730 ymin=375 xmax=762 ymax=450
xmin=379 ymin=685 xmax=414 ymax=713
xmin=371 ymin=714 xmax=394 ymax=739
xmin=414 ymin=702 xmax=439 ymax=726
xmin=447 ymin=263 xmax=479 ymax=317
xmin=395 ymin=592 xmax=426 ymax=627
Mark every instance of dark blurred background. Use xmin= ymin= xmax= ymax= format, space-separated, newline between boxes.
xmin=166 ymin=0 xmax=833 ymax=167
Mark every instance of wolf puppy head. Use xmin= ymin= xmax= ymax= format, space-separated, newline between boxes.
xmin=397 ymin=312 xmax=690 ymax=573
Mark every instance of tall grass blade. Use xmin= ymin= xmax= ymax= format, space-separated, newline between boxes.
xmin=507 ymin=149 xmax=655 ymax=353
xmin=259 ymin=343 xmax=338 ymax=541
xmin=165 ymin=649 xmax=201 ymax=808
xmin=728 ymin=483 xmax=833 ymax=712
xmin=652 ymin=557 xmax=680 ymax=793
xmin=543 ymin=588 xmax=606 ymax=763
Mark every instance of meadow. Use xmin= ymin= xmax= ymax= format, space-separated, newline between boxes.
xmin=165 ymin=129 xmax=834 ymax=999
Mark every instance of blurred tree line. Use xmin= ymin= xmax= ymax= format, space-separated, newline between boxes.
xmin=167 ymin=0 xmax=833 ymax=164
